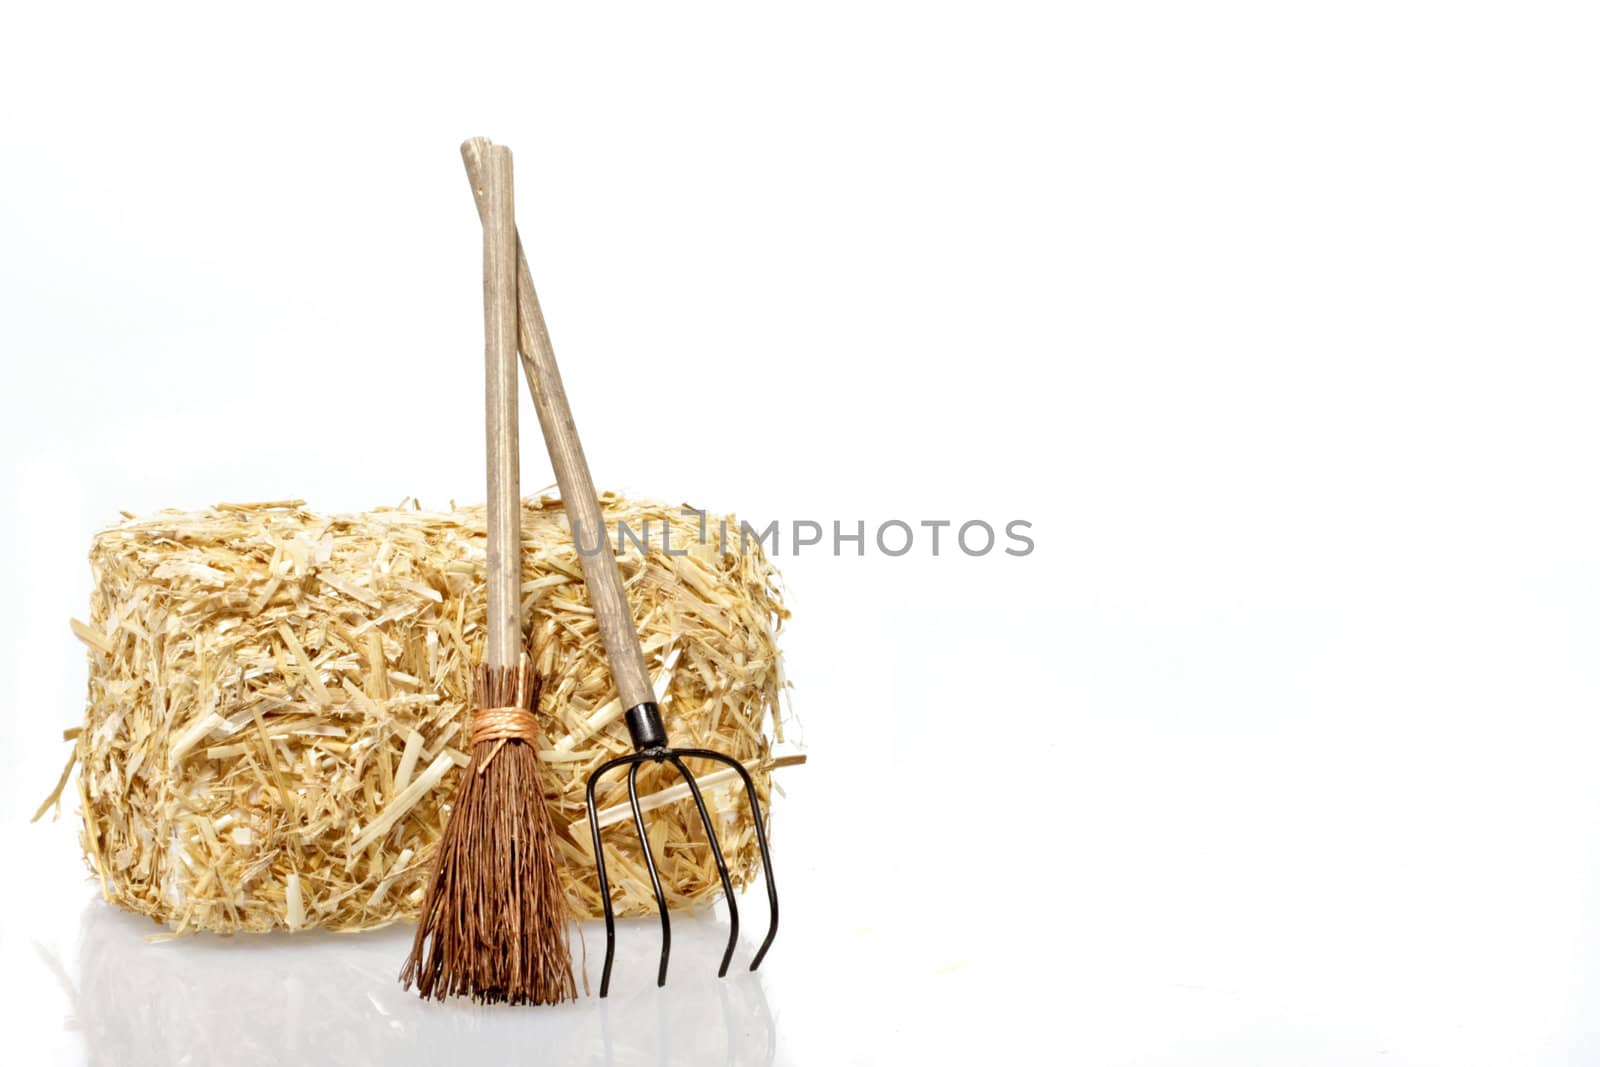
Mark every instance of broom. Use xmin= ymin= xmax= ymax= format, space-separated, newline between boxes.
xmin=400 ymin=142 xmax=577 ymax=1004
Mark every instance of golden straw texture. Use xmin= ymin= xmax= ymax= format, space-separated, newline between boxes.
xmin=67 ymin=495 xmax=791 ymax=934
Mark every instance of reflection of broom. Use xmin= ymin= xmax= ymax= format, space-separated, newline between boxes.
xmin=400 ymin=142 xmax=575 ymax=1004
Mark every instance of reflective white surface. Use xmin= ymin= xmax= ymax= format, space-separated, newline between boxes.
xmin=40 ymin=904 xmax=783 ymax=1067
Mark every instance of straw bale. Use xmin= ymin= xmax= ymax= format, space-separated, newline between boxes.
xmin=64 ymin=496 xmax=792 ymax=934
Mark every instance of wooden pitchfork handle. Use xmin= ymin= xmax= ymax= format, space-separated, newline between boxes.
xmin=458 ymin=137 xmax=657 ymax=715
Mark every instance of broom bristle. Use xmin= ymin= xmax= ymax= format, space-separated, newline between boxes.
xmin=401 ymin=660 xmax=577 ymax=1004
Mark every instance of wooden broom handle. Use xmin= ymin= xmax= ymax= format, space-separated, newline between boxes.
xmin=460 ymin=138 xmax=656 ymax=710
xmin=480 ymin=144 xmax=523 ymax=670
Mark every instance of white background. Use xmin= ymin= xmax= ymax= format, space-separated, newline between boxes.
xmin=3 ymin=2 xmax=1599 ymax=1064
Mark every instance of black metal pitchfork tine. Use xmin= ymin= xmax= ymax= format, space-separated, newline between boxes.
xmin=585 ymin=721 xmax=781 ymax=996
xmin=457 ymin=139 xmax=783 ymax=1001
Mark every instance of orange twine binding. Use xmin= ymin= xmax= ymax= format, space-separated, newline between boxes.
xmin=472 ymin=704 xmax=539 ymax=772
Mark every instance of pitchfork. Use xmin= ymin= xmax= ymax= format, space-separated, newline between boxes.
xmin=459 ymin=139 xmax=780 ymax=998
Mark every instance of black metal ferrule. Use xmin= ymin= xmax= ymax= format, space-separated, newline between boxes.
xmin=625 ymin=702 xmax=668 ymax=750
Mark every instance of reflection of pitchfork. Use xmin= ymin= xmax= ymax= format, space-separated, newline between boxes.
xmin=459 ymin=139 xmax=780 ymax=998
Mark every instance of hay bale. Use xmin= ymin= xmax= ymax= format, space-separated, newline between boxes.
xmin=67 ymin=496 xmax=791 ymax=934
